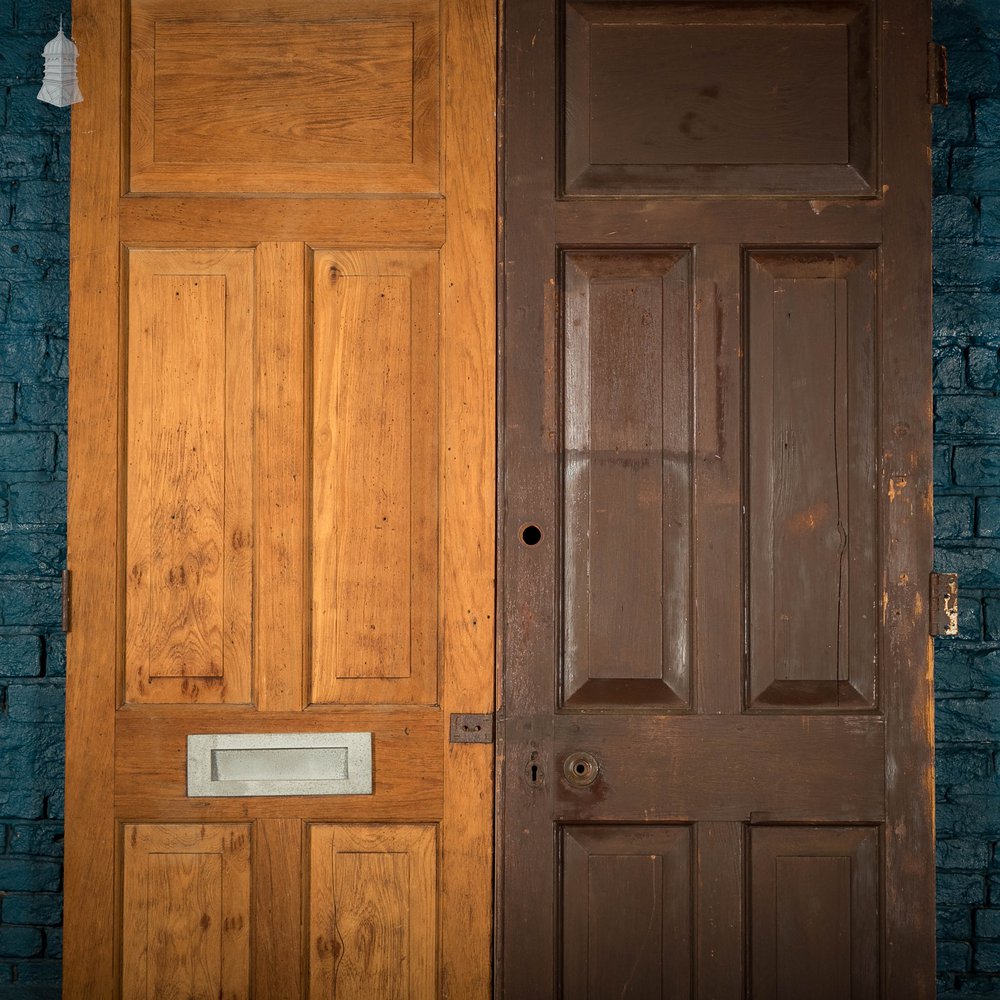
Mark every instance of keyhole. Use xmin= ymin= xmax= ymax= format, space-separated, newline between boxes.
xmin=574 ymin=762 xmax=586 ymax=775
xmin=530 ymin=764 xmax=539 ymax=782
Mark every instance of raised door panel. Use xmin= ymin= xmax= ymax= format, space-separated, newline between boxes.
xmin=309 ymin=824 xmax=437 ymax=999
xmin=750 ymin=825 xmax=879 ymax=1000
xmin=129 ymin=0 xmax=440 ymax=194
xmin=122 ymin=823 xmax=251 ymax=1000
xmin=310 ymin=250 xmax=439 ymax=706
xmin=562 ymin=1 xmax=874 ymax=196
xmin=561 ymin=252 xmax=692 ymax=710
xmin=125 ymin=249 xmax=254 ymax=705
xmin=561 ymin=825 xmax=692 ymax=998
xmin=747 ymin=251 xmax=878 ymax=710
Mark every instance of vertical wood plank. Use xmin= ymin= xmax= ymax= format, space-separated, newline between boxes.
xmin=253 ymin=819 xmax=304 ymax=999
xmin=881 ymin=0 xmax=936 ymax=994
xmin=440 ymin=0 xmax=496 ymax=992
xmin=256 ymin=243 xmax=306 ymax=713
xmin=695 ymin=821 xmax=744 ymax=999
xmin=693 ymin=245 xmax=743 ymax=715
xmin=65 ymin=0 xmax=119 ymax=990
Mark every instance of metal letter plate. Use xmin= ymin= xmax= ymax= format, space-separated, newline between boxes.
xmin=187 ymin=732 xmax=372 ymax=797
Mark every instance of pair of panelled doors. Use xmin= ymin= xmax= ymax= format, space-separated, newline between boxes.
xmin=66 ymin=0 xmax=934 ymax=996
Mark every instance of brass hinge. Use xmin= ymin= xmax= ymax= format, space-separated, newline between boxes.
xmin=449 ymin=713 xmax=494 ymax=744
xmin=930 ymin=572 xmax=959 ymax=637
xmin=929 ymin=43 xmax=949 ymax=106
xmin=61 ymin=568 xmax=71 ymax=633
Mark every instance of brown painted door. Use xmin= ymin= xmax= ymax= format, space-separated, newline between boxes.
xmin=500 ymin=1 xmax=935 ymax=997
xmin=65 ymin=0 xmax=494 ymax=996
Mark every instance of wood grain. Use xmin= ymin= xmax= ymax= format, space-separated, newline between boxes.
xmin=438 ymin=0 xmax=496 ymax=993
xmin=125 ymin=250 xmax=253 ymax=705
xmin=309 ymin=824 xmax=437 ymax=999
xmin=311 ymin=250 xmax=439 ymax=706
xmin=64 ymin=0 xmax=120 ymax=990
xmin=256 ymin=243 xmax=306 ymax=713
xmin=129 ymin=0 xmax=439 ymax=194
xmin=122 ymin=823 xmax=251 ymax=1000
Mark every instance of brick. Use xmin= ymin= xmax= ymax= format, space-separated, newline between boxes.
xmin=938 ymin=102 xmax=974 ymax=145
xmin=41 ymin=633 xmax=63 ymax=677
xmin=0 ymin=580 xmax=61 ymax=628
xmin=977 ymin=909 xmax=1000 ymax=938
xmin=954 ymin=147 xmax=1000 ymax=194
xmin=955 ymin=447 xmax=1000 ymax=485
xmin=0 ymin=384 xmax=13 ymax=426
xmin=936 ymin=244 xmax=1000 ymax=289
xmin=937 ymin=696 xmax=1000 ymax=741
xmin=7 ymin=481 xmax=64 ymax=527
xmin=0 ymin=336 xmax=45 ymax=382
xmin=0 ymin=134 xmax=49 ymax=181
xmin=15 ymin=383 xmax=65 ymax=427
xmin=936 ymin=545 xmax=1000 ymax=588
xmin=7 ymin=824 xmax=61 ymax=859
xmin=979 ymin=498 xmax=1000 ymax=537
xmin=0 ymin=926 xmax=41 ymax=959
xmin=937 ymin=644 xmax=973 ymax=692
xmin=0 ymin=531 xmax=64 ymax=575
xmin=940 ymin=872 xmax=988 ymax=908
xmin=14 ymin=959 xmax=60 ymax=985
xmin=44 ymin=927 xmax=60 ymax=959
xmin=960 ymin=598 xmax=985 ymax=641
xmin=941 ymin=839 xmax=993 ymax=871
xmin=9 ymin=179 xmax=67 ymax=228
xmin=938 ymin=195 xmax=979 ymax=241
xmin=0 ymin=432 xmax=53 ymax=472
xmin=940 ymin=940 xmax=973 ymax=972
xmin=938 ymin=395 xmax=1000 ymax=438
xmin=0 ymin=859 xmax=58 ymax=893
xmin=1 ymin=893 xmax=59 ymax=926
xmin=45 ymin=787 xmax=62 ymax=820
xmin=5 ymin=683 xmax=63 ymax=724
xmin=970 ymin=650 xmax=1000 ymax=691
xmin=935 ymin=0 xmax=1000 ymax=46
xmin=935 ymin=146 xmax=951 ymax=194
xmin=936 ymin=293 xmax=1000 ymax=341
xmin=7 ymin=283 xmax=66 ymax=326
xmin=976 ymin=941 xmax=1000 ymax=971
xmin=938 ymin=495 xmax=975 ymax=539
xmin=937 ymin=748 xmax=992 ymax=788
xmin=0 ymin=635 xmax=40 ymax=677
xmin=936 ymin=444 xmax=954 ymax=486
xmin=936 ymin=345 xmax=966 ymax=390
xmin=0 ymin=786 xmax=43 ymax=820
xmin=952 ymin=50 xmax=1000 ymax=95
xmin=970 ymin=347 xmax=1000 ymax=389
xmin=941 ymin=906 xmax=974 ymax=941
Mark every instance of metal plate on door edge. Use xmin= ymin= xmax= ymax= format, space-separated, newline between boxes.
xmin=449 ymin=713 xmax=494 ymax=744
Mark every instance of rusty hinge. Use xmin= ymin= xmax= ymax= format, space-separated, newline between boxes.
xmin=61 ymin=568 xmax=71 ymax=634
xmin=930 ymin=572 xmax=959 ymax=637
xmin=929 ymin=43 xmax=949 ymax=106
xmin=449 ymin=713 xmax=494 ymax=744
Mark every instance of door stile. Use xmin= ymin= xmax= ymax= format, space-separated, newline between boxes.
xmin=66 ymin=0 xmax=121 ymax=991
xmin=880 ymin=0 xmax=936 ymax=993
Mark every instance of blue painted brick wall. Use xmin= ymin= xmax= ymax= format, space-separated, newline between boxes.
xmin=935 ymin=2 xmax=1000 ymax=996
xmin=0 ymin=1 xmax=997 ymax=997
xmin=0 ymin=1 xmax=68 ymax=997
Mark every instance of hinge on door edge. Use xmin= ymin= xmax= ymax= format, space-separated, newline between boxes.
xmin=930 ymin=572 xmax=959 ymax=637
xmin=449 ymin=713 xmax=494 ymax=744
xmin=61 ymin=569 xmax=71 ymax=634
xmin=929 ymin=43 xmax=949 ymax=106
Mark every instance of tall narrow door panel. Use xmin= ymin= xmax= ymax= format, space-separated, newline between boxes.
xmin=502 ymin=0 xmax=934 ymax=996
xmin=67 ymin=0 xmax=495 ymax=996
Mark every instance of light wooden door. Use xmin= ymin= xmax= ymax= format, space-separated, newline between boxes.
xmin=66 ymin=1 xmax=495 ymax=996
xmin=500 ymin=0 xmax=935 ymax=996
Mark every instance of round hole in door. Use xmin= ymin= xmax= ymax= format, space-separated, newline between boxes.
xmin=519 ymin=524 xmax=542 ymax=546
